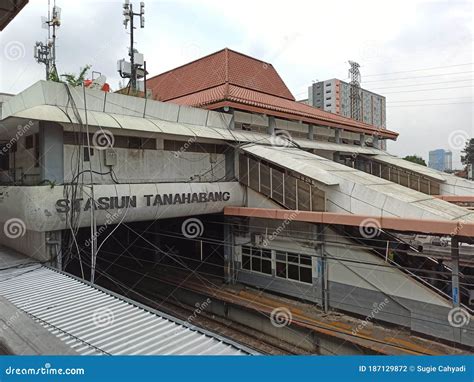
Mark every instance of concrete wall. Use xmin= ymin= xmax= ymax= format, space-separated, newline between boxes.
xmin=0 ymin=121 xmax=40 ymax=185
xmin=63 ymin=145 xmax=226 ymax=184
xmin=0 ymin=229 xmax=47 ymax=261
xmin=233 ymin=220 xmax=473 ymax=346
xmin=0 ymin=182 xmax=246 ymax=233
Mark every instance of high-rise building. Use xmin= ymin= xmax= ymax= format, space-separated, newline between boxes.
xmin=428 ymin=149 xmax=452 ymax=172
xmin=308 ymin=79 xmax=386 ymax=129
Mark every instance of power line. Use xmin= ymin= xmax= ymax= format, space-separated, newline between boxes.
xmin=387 ymin=96 xmax=473 ymax=103
xmin=364 ymin=62 xmax=474 ymax=77
xmin=362 ymin=71 xmax=474 ymax=84
xmin=389 ymin=102 xmax=474 ymax=108
xmin=369 ymin=78 xmax=473 ymax=90
xmin=382 ymin=85 xmax=474 ymax=94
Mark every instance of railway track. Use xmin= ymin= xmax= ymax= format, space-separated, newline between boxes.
xmin=95 ymin=261 xmax=468 ymax=356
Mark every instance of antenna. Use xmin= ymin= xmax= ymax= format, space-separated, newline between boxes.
xmin=34 ymin=0 xmax=61 ymax=80
xmin=348 ymin=60 xmax=362 ymax=122
xmin=118 ymin=1 xmax=146 ymax=93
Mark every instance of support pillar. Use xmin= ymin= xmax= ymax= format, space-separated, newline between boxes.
xmin=228 ymin=109 xmax=235 ymax=130
xmin=267 ymin=116 xmax=276 ymax=135
xmin=334 ymin=128 xmax=342 ymax=144
xmin=316 ymin=224 xmax=328 ymax=313
xmin=225 ymin=150 xmax=235 ymax=181
xmin=39 ymin=121 xmax=64 ymax=184
xmin=360 ymin=133 xmax=366 ymax=147
xmin=451 ymin=236 xmax=460 ymax=307
xmin=308 ymin=124 xmax=314 ymax=140
xmin=223 ymin=218 xmax=235 ymax=284
xmin=373 ymin=135 xmax=380 ymax=149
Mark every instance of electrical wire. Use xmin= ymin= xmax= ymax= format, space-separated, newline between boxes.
xmin=362 ymin=71 xmax=474 ymax=83
xmin=363 ymin=62 xmax=474 ymax=77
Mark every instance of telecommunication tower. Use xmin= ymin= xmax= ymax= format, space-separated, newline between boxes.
xmin=34 ymin=0 xmax=61 ymax=80
xmin=118 ymin=0 xmax=146 ymax=93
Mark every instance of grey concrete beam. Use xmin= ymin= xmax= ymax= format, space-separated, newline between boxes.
xmin=0 ymin=297 xmax=77 ymax=355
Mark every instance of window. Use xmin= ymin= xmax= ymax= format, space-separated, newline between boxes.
xmin=25 ymin=135 xmax=34 ymax=149
xmin=326 ymin=104 xmax=331 ymax=107
xmin=83 ymin=147 xmax=93 ymax=162
xmin=128 ymin=137 xmax=141 ymax=149
xmin=326 ymin=97 xmax=331 ymax=101
xmin=241 ymin=245 xmax=272 ymax=275
xmin=325 ymin=83 xmax=331 ymax=87
xmin=63 ymin=132 xmax=156 ymax=150
xmin=325 ymin=90 xmax=331 ymax=94
xmin=0 ymin=145 xmax=9 ymax=171
xmin=34 ymin=133 xmax=40 ymax=168
xmin=275 ymin=251 xmax=312 ymax=284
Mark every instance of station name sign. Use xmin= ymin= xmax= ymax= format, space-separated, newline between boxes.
xmin=55 ymin=191 xmax=231 ymax=213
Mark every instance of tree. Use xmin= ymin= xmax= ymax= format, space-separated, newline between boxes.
xmin=49 ymin=65 xmax=91 ymax=86
xmin=461 ymin=138 xmax=474 ymax=179
xmin=403 ymin=155 xmax=426 ymax=166
xmin=461 ymin=138 xmax=474 ymax=166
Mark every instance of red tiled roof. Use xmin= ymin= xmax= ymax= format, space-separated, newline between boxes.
xmin=147 ymin=48 xmax=294 ymax=101
xmin=146 ymin=48 xmax=398 ymax=139
xmin=166 ymin=84 xmax=398 ymax=138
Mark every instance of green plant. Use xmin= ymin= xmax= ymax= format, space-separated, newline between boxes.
xmin=403 ymin=155 xmax=426 ymax=166
xmin=49 ymin=65 xmax=91 ymax=86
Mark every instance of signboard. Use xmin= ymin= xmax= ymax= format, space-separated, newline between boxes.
xmin=56 ymin=191 xmax=231 ymax=213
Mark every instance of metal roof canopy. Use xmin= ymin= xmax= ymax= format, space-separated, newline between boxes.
xmin=224 ymin=207 xmax=474 ymax=238
xmin=238 ymin=145 xmax=474 ymax=222
xmin=241 ymin=144 xmax=340 ymax=186
xmin=0 ymin=265 xmax=257 ymax=355
xmin=0 ymin=0 xmax=28 ymax=31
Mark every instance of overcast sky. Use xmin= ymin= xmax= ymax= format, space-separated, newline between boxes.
xmin=1 ymin=0 xmax=472 ymax=167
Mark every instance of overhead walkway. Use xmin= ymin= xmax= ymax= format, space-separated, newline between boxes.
xmin=239 ymin=144 xmax=474 ymax=222
xmin=234 ymin=145 xmax=473 ymax=347
xmin=352 ymin=153 xmax=474 ymax=197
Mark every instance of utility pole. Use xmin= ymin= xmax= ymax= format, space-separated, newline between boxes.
xmin=120 ymin=0 xmax=145 ymax=93
xmin=34 ymin=0 xmax=61 ymax=80
xmin=348 ymin=60 xmax=362 ymax=122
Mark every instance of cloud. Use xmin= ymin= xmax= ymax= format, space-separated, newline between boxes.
xmin=1 ymin=0 xmax=472 ymax=167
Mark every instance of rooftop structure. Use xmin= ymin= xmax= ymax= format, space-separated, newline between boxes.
xmin=147 ymin=49 xmax=398 ymax=141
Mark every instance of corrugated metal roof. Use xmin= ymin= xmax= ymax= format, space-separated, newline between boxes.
xmin=0 ymin=265 xmax=256 ymax=355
